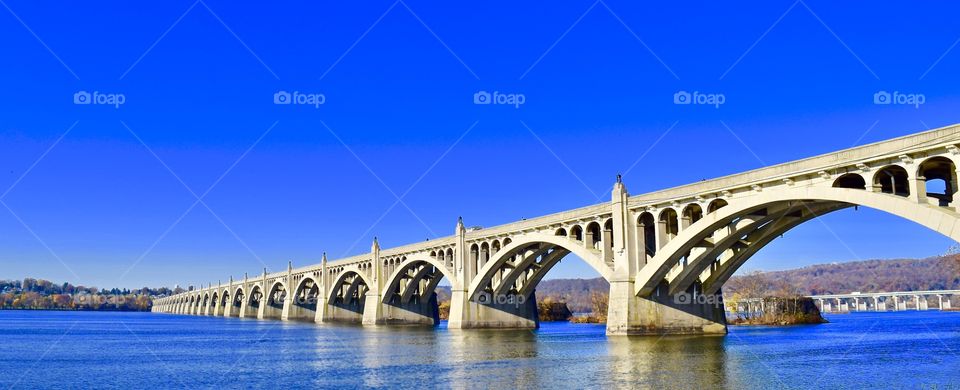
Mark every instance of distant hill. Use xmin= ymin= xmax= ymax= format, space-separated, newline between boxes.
xmin=724 ymin=255 xmax=960 ymax=296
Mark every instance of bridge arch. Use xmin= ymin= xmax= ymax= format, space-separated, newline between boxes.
xmin=833 ymin=173 xmax=867 ymax=189
xmin=289 ymin=276 xmax=321 ymax=320
xmin=467 ymin=232 xmax=613 ymax=300
xmin=327 ymin=267 xmax=373 ymax=309
xmin=635 ymin=186 xmax=960 ymax=297
xmin=917 ymin=156 xmax=958 ymax=205
xmin=873 ymin=164 xmax=910 ymax=196
xmin=707 ymin=198 xmax=728 ymax=213
xmin=382 ymin=256 xmax=459 ymax=305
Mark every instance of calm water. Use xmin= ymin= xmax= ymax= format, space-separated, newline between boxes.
xmin=0 ymin=311 xmax=958 ymax=389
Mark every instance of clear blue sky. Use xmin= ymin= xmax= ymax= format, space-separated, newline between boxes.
xmin=1 ymin=1 xmax=958 ymax=289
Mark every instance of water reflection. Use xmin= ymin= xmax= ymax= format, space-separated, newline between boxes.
xmin=607 ymin=335 xmax=726 ymax=388
xmin=445 ymin=329 xmax=540 ymax=389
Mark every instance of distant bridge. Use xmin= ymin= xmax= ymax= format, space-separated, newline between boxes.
xmin=153 ymin=124 xmax=960 ymax=335
xmin=811 ymin=290 xmax=959 ymax=312
xmin=732 ymin=290 xmax=960 ymax=314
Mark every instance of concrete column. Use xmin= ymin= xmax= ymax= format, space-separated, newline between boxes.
xmin=257 ymin=268 xmax=268 ymax=319
xmin=315 ymin=253 xmax=329 ymax=323
xmin=224 ymin=277 xmax=233 ymax=317
xmin=362 ymin=238 xmax=385 ymax=325
xmin=448 ymin=219 xmax=472 ymax=329
xmin=892 ymin=296 xmax=900 ymax=311
xmin=213 ymin=281 xmax=222 ymax=317
xmin=203 ymin=284 xmax=212 ymax=316
xmin=910 ymin=175 xmax=928 ymax=205
xmin=939 ymin=295 xmax=944 ymax=310
xmin=239 ymin=273 xmax=250 ymax=318
xmin=601 ymin=224 xmax=614 ymax=264
xmin=281 ymin=261 xmax=294 ymax=321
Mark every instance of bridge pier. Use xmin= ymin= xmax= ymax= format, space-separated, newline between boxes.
xmin=376 ymin=293 xmax=441 ymax=326
xmin=447 ymin=290 xmax=539 ymax=329
xmin=258 ymin=301 xmax=283 ymax=320
xmin=606 ymin=280 xmax=726 ymax=336
xmin=318 ymin=300 xmax=365 ymax=324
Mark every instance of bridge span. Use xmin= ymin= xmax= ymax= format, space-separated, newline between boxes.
xmin=153 ymin=124 xmax=960 ymax=335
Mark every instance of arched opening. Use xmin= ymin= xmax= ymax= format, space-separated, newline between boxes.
xmin=382 ymin=259 xmax=454 ymax=326
xmin=873 ymin=165 xmax=910 ymax=196
xmin=264 ymin=282 xmax=287 ymax=319
xmin=470 ymin=244 xmax=480 ymax=274
xmin=211 ymin=292 xmax=219 ymax=313
xmin=328 ymin=271 xmax=369 ymax=319
xmin=468 ymin=233 xmax=611 ymax=328
xmin=291 ymin=278 xmax=320 ymax=321
xmin=570 ymin=225 xmax=584 ymax=242
xmin=603 ymin=219 xmax=615 ymax=264
xmin=218 ymin=292 xmax=229 ymax=316
xmin=658 ymin=208 xmax=679 ymax=248
xmin=637 ymin=212 xmax=656 ymax=262
xmin=639 ymin=188 xmax=960 ymax=304
xmin=480 ymin=242 xmax=490 ymax=270
xmin=833 ymin=173 xmax=866 ymax=189
xmin=586 ymin=222 xmax=602 ymax=251
xmin=201 ymin=294 xmax=210 ymax=315
xmin=231 ymin=288 xmax=244 ymax=317
xmin=555 ymin=228 xmax=567 ymax=236
xmin=445 ymin=248 xmax=454 ymax=268
xmin=918 ymin=157 xmax=957 ymax=206
xmin=247 ymin=285 xmax=263 ymax=316
xmin=682 ymin=204 xmax=703 ymax=229
xmin=708 ymin=199 xmax=728 ymax=213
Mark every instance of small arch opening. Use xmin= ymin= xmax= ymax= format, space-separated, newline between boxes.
xmin=918 ymin=156 xmax=957 ymax=206
xmin=873 ymin=165 xmax=910 ymax=196
xmin=833 ymin=173 xmax=866 ymax=189
xmin=708 ymin=199 xmax=728 ymax=213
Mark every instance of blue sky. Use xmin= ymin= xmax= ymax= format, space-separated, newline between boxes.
xmin=1 ymin=1 xmax=959 ymax=289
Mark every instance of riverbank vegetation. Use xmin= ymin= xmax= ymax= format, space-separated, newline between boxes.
xmin=0 ymin=278 xmax=180 ymax=311
xmin=728 ymin=296 xmax=828 ymax=325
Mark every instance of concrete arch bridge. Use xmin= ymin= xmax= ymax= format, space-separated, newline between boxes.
xmin=153 ymin=124 xmax=960 ymax=335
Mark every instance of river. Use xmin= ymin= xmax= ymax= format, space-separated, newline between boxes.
xmin=0 ymin=310 xmax=957 ymax=389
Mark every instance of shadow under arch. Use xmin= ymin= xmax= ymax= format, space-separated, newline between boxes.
xmin=327 ymin=267 xmax=372 ymax=315
xmin=379 ymin=256 xmax=458 ymax=325
xmin=289 ymin=276 xmax=321 ymax=321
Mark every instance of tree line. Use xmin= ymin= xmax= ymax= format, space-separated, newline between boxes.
xmin=0 ymin=278 xmax=184 ymax=311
